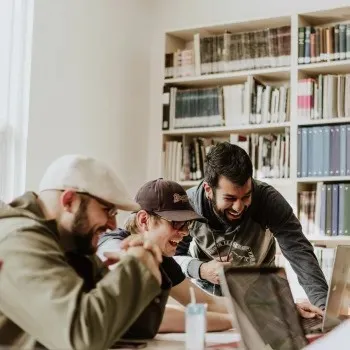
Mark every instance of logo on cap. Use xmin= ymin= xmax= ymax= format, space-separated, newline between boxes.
xmin=173 ymin=193 xmax=189 ymax=203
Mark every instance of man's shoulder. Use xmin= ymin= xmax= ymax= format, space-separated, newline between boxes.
xmin=253 ymin=178 xmax=278 ymax=195
xmin=251 ymin=179 xmax=295 ymax=228
xmin=161 ymin=256 xmax=186 ymax=287
xmin=186 ymin=182 xmax=204 ymax=213
xmin=186 ymin=185 xmax=197 ymax=201
xmin=252 ymin=179 xmax=286 ymax=206
xmin=98 ymin=228 xmax=130 ymax=246
xmin=0 ymin=215 xmax=60 ymax=246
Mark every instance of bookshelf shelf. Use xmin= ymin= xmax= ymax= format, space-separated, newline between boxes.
xmin=178 ymin=180 xmax=201 ymax=188
xmin=297 ymin=117 xmax=350 ymax=127
xmin=261 ymin=178 xmax=292 ymax=186
xmin=164 ymin=67 xmax=291 ymax=87
xmin=298 ymin=60 xmax=350 ymax=75
xmin=307 ymin=236 xmax=350 ymax=242
xmin=167 ymin=16 xmax=291 ymax=40
xmin=299 ymin=6 xmax=350 ymax=26
xmin=179 ymin=178 xmax=292 ymax=189
xmin=162 ymin=122 xmax=291 ymax=136
xmin=297 ymin=176 xmax=350 ymax=183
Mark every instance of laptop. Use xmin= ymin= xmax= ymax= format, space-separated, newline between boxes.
xmin=298 ymin=244 xmax=350 ymax=333
xmin=318 ymin=245 xmax=350 ymax=332
xmin=219 ymin=245 xmax=350 ymax=350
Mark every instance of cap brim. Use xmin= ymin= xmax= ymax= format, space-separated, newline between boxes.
xmin=154 ymin=210 xmax=207 ymax=223
xmin=116 ymin=200 xmax=141 ymax=212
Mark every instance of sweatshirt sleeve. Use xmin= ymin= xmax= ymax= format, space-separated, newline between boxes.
xmin=174 ymin=234 xmax=204 ymax=280
xmin=0 ymin=229 xmax=161 ymax=350
xmin=261 ymin=186 xmax=328 ymax=308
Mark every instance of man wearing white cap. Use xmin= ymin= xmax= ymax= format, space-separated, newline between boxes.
xmin=0 ymin=155 xmax=163 ymax=350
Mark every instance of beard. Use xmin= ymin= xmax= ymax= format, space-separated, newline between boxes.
xmin=210 ymin=191 xmax=247 ymax=225
xmin=71 ymin=198 xmax=106 ymax=255
xmin=210 ymin=194 xmax=228 ymax=223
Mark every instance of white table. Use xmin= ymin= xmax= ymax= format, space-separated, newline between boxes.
xmin=143 ymin=330 xmax=240 ymax=349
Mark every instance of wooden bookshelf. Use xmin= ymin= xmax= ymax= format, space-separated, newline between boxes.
xmin=297 ymin=117 xmax=350 ymax=126
xmin=297 ymin=176 xmax=350 ymax=183
xmin=179 ymin=178 xmax=292 ymax=189
xmin=307 ymin=235 xmax=350 ymax=242
xmin=164 ymin=66 xmax=290 ymax=86
xmin=298 ymin=59 xmax=350 ymax=74
xmin=178 ymin=180 xmax=201 ymax=188
xmin=165 ymin=15 xmax=291 ymax=41
xmin=159 ymin=5 xmax=350 ymax=246
xmin=162 ymin=122 xmax=291 ymax=136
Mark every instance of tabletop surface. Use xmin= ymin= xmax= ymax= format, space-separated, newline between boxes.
xmin=115 ymin=330 xmax=240 ymax=350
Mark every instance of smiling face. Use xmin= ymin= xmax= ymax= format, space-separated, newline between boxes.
xmin=58 ymin=191 xmax=117 ymax=255
xmin=204 ymin=176 xmax=252 ymax=223
xmin=135 ymin=211 xmax=189 ymax=257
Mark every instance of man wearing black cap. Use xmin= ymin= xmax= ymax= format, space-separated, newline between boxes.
xmin=98 ymin=178 xmax=233 ymax=337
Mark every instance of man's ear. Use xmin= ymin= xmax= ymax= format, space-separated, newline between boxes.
xmin=136 ymin=210 xmax=149 ymax=231
xmin=60 ymin=190 xmax=79 ymax=213
xmin=203 ymin=181 xmax=213 ymax=200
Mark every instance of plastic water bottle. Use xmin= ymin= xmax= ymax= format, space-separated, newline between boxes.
xmin=185 ymin=287 xmax=207 ymax=350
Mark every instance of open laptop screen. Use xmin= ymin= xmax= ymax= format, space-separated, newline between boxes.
xmin=323 ymin=245 xmax=350 ymax=332
xmin=221 ymin=267 xmax=308 ymax=350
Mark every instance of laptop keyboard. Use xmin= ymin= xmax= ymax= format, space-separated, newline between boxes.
xmin=302 ymin=317 xmax=322 ymax=332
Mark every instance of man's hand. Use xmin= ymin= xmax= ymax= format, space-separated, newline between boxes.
xmin=296 ymin=301 xmax=324 ymax=319
xmin=104 ymin=246 xmax=162 ymax=285
xmin=200 ymin=258 xmax=231 ymax=284
xmin=119 ymin=233 xmax=163 ymax=263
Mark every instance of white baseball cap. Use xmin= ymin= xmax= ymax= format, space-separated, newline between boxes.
xmin=39 ymin=154 xmax=140 ymax=211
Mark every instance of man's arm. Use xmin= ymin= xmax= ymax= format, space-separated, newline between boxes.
xmin=0 ymin=230 xmax=161 ymax=350
xmin=174 ymin=234 xmax=205 ymax=279
xmin=159 ymin=304 xmax=232 ymax=333
xmin=262 ymin=187 xmax=328 ymax=308
xmin=170 ymin=277 xmax=228 ymax=314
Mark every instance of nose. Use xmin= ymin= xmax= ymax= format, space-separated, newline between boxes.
xmin=107 ymin=216 xmax=117 ymax=231
xmin=178 ymin=228 xmax=189 ymax=237
xmin=232 ymin=200 xmax=244 ymax=213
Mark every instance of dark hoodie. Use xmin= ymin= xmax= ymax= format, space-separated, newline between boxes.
xmin=174 ymin=180 xmax=328 ymax=309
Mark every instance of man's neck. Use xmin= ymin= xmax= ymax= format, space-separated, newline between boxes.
xmin=36 ymin=195 xmax=76 ymax=253
xmin=36 ymin=195 xmax=56 ymax=220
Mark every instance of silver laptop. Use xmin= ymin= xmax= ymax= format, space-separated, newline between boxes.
xmin=300 ymin=244 xmax=350 ymax=333
xmin=321 ymin=245 xmax=350 ymax=331
xmin=219 ymin=245 xmax=350 ymax=350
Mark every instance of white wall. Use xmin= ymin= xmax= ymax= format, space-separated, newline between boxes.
xmin=26 ymin=0 xmax=154 ymax=215
xmin=148 ymin=0 xmax=350 ymax=180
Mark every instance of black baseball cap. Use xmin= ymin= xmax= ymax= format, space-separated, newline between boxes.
xmin=135 ymin=178 xmax=206 ymax=222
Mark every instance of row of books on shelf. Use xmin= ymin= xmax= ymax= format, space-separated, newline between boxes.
xmin=275 ymin=245 xmax=334 ymax=285
xmin=163 ymin=132 xmax=290 ymax=182
xmin=297 ymin=124 xmax=350 ymax=178
xmin=299 ymin=183 xmax=350 ymax=237
xmin=162 ymin=78 xmax=290 ymax=129
xmin=231 ymin=132 xmax=290 ymax=179
xmin=164 ymin=26 xmax=291 ymax=78
xmin=314 ymin=245 xmax=335 ymax=285
xmin=163 ymin=137 xmax=223 ymax=182
xmin=298 ymin=24 xmax=350 ymax=64
xmin=297 ymin=74 xmax=350 ymax=120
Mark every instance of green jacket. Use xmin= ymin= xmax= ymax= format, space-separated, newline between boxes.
xmin=0 ymin=192 xmax=161 ymax=350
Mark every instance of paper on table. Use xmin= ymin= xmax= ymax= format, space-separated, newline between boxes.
xmin=305 ymin=320 xmax=350 ymax=349
xmin=156 ymin=331 xmax=240 ymax=345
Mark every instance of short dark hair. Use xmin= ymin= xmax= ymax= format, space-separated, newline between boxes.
xmin=205 ymin=142 xmax=253 ymax=188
